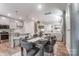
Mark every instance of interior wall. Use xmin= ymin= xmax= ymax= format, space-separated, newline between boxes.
xmin=24 ymin=21 xmax=34 ymax=35
xmin=65 ymin=4 xmax=71 ymax=55
xmin=70 ymin=3 xmax=79 ymax=56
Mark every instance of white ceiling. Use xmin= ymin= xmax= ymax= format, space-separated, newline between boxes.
xmin=0 ymin=3 xmax=67 ymax=24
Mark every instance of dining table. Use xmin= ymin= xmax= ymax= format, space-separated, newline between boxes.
xmin=26 ymin=37 xmax=48 ymax=56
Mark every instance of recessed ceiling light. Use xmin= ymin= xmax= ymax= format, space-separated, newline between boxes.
xmin=15 ymin=20 xmax=18 ymax=23
xmin=19 ymin=17 xmax=22 ymax=19
xmin=32 ymin=17 xmax=35 ymax=20
xmin=31 ymin=17 xmax=38 ymax=21
xmin=7 ymin=13 xmax=11 ymax=16
xmin=1 ymin=17 xmax=6 ymax=19
xmin=37 ymin=4 xmax=42 ymax=10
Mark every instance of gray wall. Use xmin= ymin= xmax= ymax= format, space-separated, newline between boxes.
xmin=65 ymin=3 xmax=79 ymax=56
xmin=70 ymin=3 xmax=79 ymax=56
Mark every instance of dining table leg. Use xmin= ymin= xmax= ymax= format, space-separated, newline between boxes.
xmin=21 ymin=47 xmax=23 ymax=56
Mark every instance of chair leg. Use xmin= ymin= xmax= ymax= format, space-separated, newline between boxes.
xmin=25 ymin=49 xmax=28 ymax=56
xmin=39 ymin=47 xmax=44 ymax=56
xmin=21 ymin=47 xmax=23 ymax=56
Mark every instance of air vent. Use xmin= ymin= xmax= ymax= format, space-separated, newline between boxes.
xmin=44 ymin=12 xmax=52 ymax=15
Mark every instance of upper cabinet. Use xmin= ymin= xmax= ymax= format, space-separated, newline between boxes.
xmin=0 ymin=25 xmax=9 ymax=29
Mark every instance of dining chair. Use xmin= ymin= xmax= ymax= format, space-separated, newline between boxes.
xmin=44 ymin=36 xmax=57 ymax=55
xmin=20 ymin=39 xmax=39 ymax=56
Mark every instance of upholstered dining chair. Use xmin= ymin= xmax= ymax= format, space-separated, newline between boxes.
xmin=20 ymin=39 xmax=39 ymax=56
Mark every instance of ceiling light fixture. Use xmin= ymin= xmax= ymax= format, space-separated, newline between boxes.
xmin=7 ymin=13 xmax=11 ymax=16
xmin=37 ymin=4 xmax=42 ymax=10
xmin=31 ymin=17 xmax=38 ymax=22
xmin=1 ymin=17 xmax=6 ymax=19
xmin=32 ymin=17 xmax=35 ymax=20
xmin=15 ymin=20 xmax=18 ymax=23
xmin=19 ymin=17 xmax=22 ymax=19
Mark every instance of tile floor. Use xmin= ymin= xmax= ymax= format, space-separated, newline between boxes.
xmin=0 ymin=42 xmax=20 ymax=56
xmin=54 ymin=41 xmax=69 ymax=56
xmin=0 ymin=41 xmax=69 ymax=56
